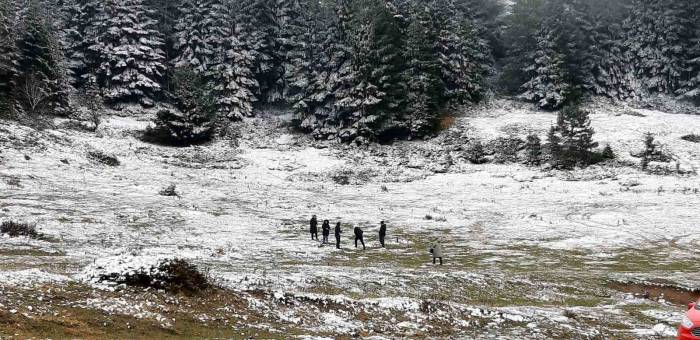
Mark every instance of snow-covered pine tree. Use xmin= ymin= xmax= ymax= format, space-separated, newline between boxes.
xmin=90 ymin=0 xmax=166 ymax=106
xmin=148 ymin=67 xmax=215 ymax=145
xmin=458 ymin=18 xmax=491 ymax=103
xmin=549 ymin=104 xmax=598 ymax=168
xmin=501 ymin=0 xmax=544 ymax=94
xmin=650 ymin=0 xmax=691 ymax=95
xmin=677 ymin=0 xmax=700 ymax=102
xmin=143 ymin=0 xmax=181 ymax=62
xmin=237 ymin=0 xmax=283 ymax=104
xmin=277 ymin=0 xmax=313 ymax=106
xmin=207 ymin=0 xmax=258 ymax=120
xmin=61 ymin=0 xmax=101 ymax=89
xmin=623 ymin=0 xmax=690 ymax=95
xmin=365 ymin=0 xmax=407 ymax=139
xmin=324 ymin=0 xmax=381 ymax=142
xmin=430 ymin=0 xmax=470 ymax=105
xmin=403 ymin=5 xmax=443 ymax=137
xmin=524 ymin=133 xmax=542 ymax=165
xmin=172 ymin=0 xmax=216 ymax=73
xmin=0 ymin=0 xmax=20 ymax=107
xmin=584 ymin=6 xmax=638 ymax=100
xmin=327 ymin=0 xmax=408 ymax=142
xmin=293 ymin=0 xmax=344 ymax=139
xmin=519 ymin=26 xmax=572 ymax=110
xmin=15 ymin=0 xmax=70 ymax=116
xmin=453 ymin=0 xmax=504 ymax=59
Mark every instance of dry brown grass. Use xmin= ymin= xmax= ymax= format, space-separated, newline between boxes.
xmin=438 ymin=115 xmax=457 ymax=130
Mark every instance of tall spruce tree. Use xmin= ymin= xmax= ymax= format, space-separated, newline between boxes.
xmin=148 ymin=67 xmax=215 ymax=145
xmin=90 ymin=0 xmax=166 ymax=106
xmin=237 ymin=0 xmax=283 ymax=104
xmin=16 ymin=0 xmax=70 ymax=116
xmin=277 ymin=0 xmax=313 ymax=105
xmin=208 ymin=0 xmax=258 ymax=120
xmin=623 ymin=0 xmax=691 ymax=95
xmin=519 ymin=26 xmax=572 ymax=110
xmin=366 ymin=0 xmax=406 ymax=138
xmin=172 ymin=0 xmax=219 ymax=73
xmin=431 ymin=0 xmax=470 ymax=105
xmin=62 ymin=0 xmax=101 ymax=89
xmin=294 ymin=0 xmax=345 ymax=139
xmin=404 ymin=6 xmax=443 ymax=136
xmin=0 ymin=0 xmax=20 ymax=108
xmin=501 ymin=0 xmax=544 ymax=94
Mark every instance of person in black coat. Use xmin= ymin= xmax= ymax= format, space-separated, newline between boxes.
xmin=310 ymin=215 xmax=318 ymax=240
xmin=334 ymin=222 xmax=342 ymax=249
xmin=321 ymin=220 xmax=330 ymax=243
xmin=354 ymin=227 xmax=365 ymax=250
xmin=379 ymin=221 xmax=387 ymax=248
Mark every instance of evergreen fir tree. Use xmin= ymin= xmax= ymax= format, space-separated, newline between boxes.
xmin=519 ymin=26 xmax=572 ymax=110
xmin=458 ymin=18 xmax=492 ymax=103
xmin=15 ymin=0 xmax=70 ymax=116
xmin=678 ymin=0 xmax=700 ymax=102
xmin=147 ymin=67 xmax=215 ymax=145
xmin=431 ymin=0 xmax=469 ymax=104
xmin=62 ymin=0 xmax=101 ymax=89
xmin=623 ymin=0 xmax=692 ymax=95
xmin=403 ymin=6 xmax=443 ymax=137
xmin=208 ymin=0 xmax=258 ymax=120
xmin=143 ymin=0 xmax=181 ymax=62
xmin=172 ymin=0 xmax=219 ymax=73
xmin=546 ymin=125 xmax=562 ymax=165
xmin=525 ymin=133 xmax=542 ymax=165
xmin=366 ymin=0 xmax=407 ymax=138
xmin=90 ymin=0 xmax=166 ymax=106
xmin=237 ymin=0 xmax=283 ymax=104
xmin=501 ymin=0 xmax=544 ymax=94
xmin=0 ymin=0 xmax=20 ymax=107
xmin=548 ymin=104 xmax=598 ymax=168
xmin=277 ymin=0 xmax=314 ymax=105
xmin=294 ymin=0 xmax=365 ymax=141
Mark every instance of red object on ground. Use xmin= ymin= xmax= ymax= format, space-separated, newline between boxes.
xmin=678 ymin=300 xmax=700 ymax=339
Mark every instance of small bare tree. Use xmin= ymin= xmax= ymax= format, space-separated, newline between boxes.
xmin=19 ymin=72 xmax=50 ymax=117
xmin=83 ymin=81 xmax=102 ymax=131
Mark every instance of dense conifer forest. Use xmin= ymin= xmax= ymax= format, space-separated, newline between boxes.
xmin=1 ymin=0 xmax=699 ymax=143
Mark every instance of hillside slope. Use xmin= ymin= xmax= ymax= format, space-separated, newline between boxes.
xmin=0 ymin=100 xmax=698 ymax=338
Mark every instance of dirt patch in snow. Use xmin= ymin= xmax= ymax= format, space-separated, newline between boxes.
xmin=609 ymin=280 xmax=700 ymax=305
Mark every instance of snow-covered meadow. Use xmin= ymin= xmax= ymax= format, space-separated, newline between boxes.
xmin=0 ymin=100 xmax=699 ymax=338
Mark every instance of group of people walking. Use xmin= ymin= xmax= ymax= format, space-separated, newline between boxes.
xmin=309 ymin=215 xmax=386 ymax=250
xmin=308 ymin=215 xmax=443 ymax=265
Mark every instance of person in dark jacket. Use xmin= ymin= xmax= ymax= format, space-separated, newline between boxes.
xmin=310 ymin=215 xmax=318 ymax=240
xmin=321 ymin=220 xmax=330 ymax=244
xmin=354 ymin=227 xmax=365 ymax=249
xmin=334 ymin=222 xmax=342 ymax=249
xmin=379 ymin=221 xmax=387 ymax=248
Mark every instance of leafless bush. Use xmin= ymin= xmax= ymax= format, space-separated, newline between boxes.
xmin=5 ymin=177 xmax=21 ymax=187
xmin=159 ymin=184 xmax=179 ymax=197
xmin=681 ymin=134 xmax=700 ymax=143
xmin=18 ymin=72 xmax=50 ymax=117
xmin=87 ymin=150 xmax=120 ymax=166
xmin=97 ymin=258 xmax=209 ymax=294
xmin=1 ymin=220 xmax=43 ymax=239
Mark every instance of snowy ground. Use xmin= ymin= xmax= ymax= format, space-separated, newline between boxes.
xmin=0 ymin=99 xmax=699 ymax=338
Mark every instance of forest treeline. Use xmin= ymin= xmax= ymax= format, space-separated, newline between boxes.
xmin=0 ymin=0 xmax=698 ymax=143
